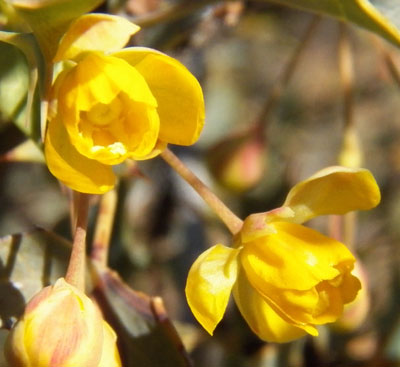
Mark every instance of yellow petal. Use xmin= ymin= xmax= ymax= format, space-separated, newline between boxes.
xmin=233 ymin=271 xmax=310 ymax=343
xmin=54 ymin=14 xmax=140 ymax=62
xmin=123 ymin=100 xmax=160 ymax=160
xmin=59 ymin=53 xmax=157 ymax=114
xmin=55 ymin=53 xmax=160 ymax=163
xmin=185 ymin=244 xmax=239 ymax=335
xmin=240 ymin=222 xmax=359 ymax=326
xmin=44 ymin=115 xmax=116 ymax=194
xmin=113 ymin=47 xmax=205 ymax=146
xmin=241 ymin=222 xmax=355 ymax=291
xmin=283 ymin=166 xmax=381 ymax=223
xmin=240 ymin=207 xmax=294 ymax=244
xmin=98 ymin=322 xmax=122 ymax=367
xmin=76 ymin=100 xmax=160 ymax=164
xmin=133 ymin=140 xmax=168 ymax=160
xmin=335 ymin=265 xmax=362 ymax=304
xmin=311 ymin=281 xmax=344 ymax=324
xmin=4 ymin=317 xmax=30 ymax=366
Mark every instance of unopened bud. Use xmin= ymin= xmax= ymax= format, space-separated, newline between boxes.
xmin=207 ymin=130 xmax=267 ymax=193
xmin=5 ymin=278 xmax=121 ymax=367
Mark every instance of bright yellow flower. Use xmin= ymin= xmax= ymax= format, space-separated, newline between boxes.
xmin=5 ymin=278 xmax=121 ymax=367
xmin=186 ymin=167 xmax=380 ymax=343
xmin=44 ymin=14 xmax=205 ymax=194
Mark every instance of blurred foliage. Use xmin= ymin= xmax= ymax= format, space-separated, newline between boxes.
xmin=1 ymin=0 xmax=400 ymax=366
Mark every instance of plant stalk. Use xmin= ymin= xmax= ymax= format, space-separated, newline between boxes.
xmin=161 ymin=148 xmax=243 ymax=235
xmin=338 ymin=23 xmax=355 ymax=129
xmin=65 ymin=192 xmax=90 ymax=291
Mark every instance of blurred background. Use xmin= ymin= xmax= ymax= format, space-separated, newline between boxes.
xmin=1 ymin=1 xmax=400 ymax=366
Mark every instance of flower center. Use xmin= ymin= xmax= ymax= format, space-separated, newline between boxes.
xmin=86 ymin=96 xmax=122 ymax=126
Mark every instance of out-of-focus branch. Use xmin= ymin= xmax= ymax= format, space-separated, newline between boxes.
xmin=254 ymin=14 xmax=321 ymax=132
xmin=337 ymin=23 xmax=358 ymax=250
xmin=338 ymin=22 xmax=355 ymax=129
xmin=131 ymin=0 xmax=219 ymax=28
xmin=371 ymin=34 xmax=400 ymax=90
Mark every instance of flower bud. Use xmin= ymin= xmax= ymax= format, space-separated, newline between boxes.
xmin=5 ymin=278 xmax=121 ymax=367
xmin=207 ymin=130 xmax=267 ymax=193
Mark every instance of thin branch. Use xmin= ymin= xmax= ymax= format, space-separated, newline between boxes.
xmin=207 ymin=15 xmax=321 ymax=161
xmin=337 ymin=23 xmax=357 ymax=250
xmin=338 ymin=23 xmax=355 ymax=129
xmin=91 ymin=188 xmax=118 ymax=267
xmin=255 ymin=15 xmax=321 ymax=131
xmin=131 ymin=0 xmax=218 ymax=28
xmin=371 ymin=34 xmax=400 ymax=90
xmin=384 ymin=51 xmax=400 ymax=88
xmin=161 ymin=148 xmax=243 ymax=235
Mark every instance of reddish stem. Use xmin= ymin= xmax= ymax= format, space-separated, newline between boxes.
xmin=65 ymin=192 xmax=90 ymax=291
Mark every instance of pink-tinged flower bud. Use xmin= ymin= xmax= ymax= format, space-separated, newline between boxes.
xmin=5 ymin=278 xmax=121 ymax=367
xmin=207 ymin=131 xmax=267 ymax=193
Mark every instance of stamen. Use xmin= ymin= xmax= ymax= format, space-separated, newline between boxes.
xmin=86 ymin=97 xmax=122 ymax=126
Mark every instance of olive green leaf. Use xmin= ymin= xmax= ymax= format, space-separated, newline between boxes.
xmin=0 ymin=32 xmax=43 ymax=142
xmin=0 ymin=229 xmax=71 ymax=329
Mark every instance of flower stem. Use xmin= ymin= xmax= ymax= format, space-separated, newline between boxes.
xmin=161 ymin=148 xmax=243 ymax=235
xmin=133 ymin=0 xmax=217 ymax=27
xmin=65 ymin=192 xmax=90 ymax=291
xmin=336 ymin=24 xmax=357 ymax=251
xmin=91 ymin=188 xmax=118 ymax=266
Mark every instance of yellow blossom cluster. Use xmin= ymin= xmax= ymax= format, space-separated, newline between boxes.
xmin=3 ymin=6 xmax=383 ymax=367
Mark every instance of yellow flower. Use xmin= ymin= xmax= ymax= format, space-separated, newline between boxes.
xmin=185 ymin=167 xmax=380 ymax=343
xmin=44 ymin=14 xmax=205 ymax=194
xmin=5 ymin=278 xmax=121 ymax=367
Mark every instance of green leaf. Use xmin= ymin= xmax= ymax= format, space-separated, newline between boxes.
xmin=0 ymin=42 xmax=41 ymax=142
xmin=0 ymin=43 xmax=28 ymax=126
xmin=0 ymin=31 xmax=43 ymax=142
xmin=269 ymin=0 xmax=400 ymax=47
xmin=0 ymin=229 xmax=71 ymax=329
xmin=91 ymin=263 xmax=192 ymax=367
